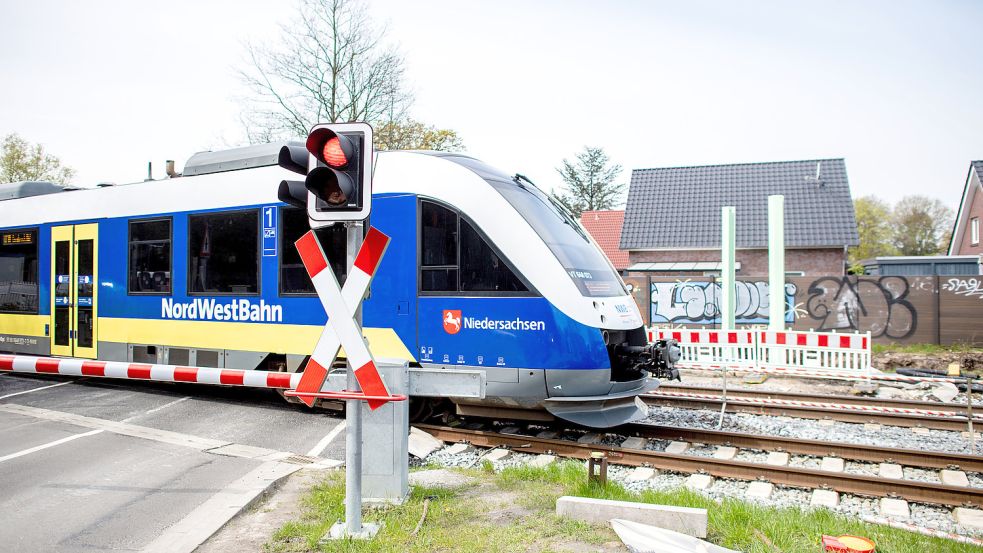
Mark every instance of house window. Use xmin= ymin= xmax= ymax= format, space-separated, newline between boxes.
xmin=0 ymin=228 xmax=39 ymax=313
xmin=128 ymin=218 xmax=172 ymax=294
xmin=279 ymin=207 xmax=347 ymax=294
xmin=972 ymin=217 xmax=980 ymax=246
xmin=188 ymin=210 xmax=259 ymax=295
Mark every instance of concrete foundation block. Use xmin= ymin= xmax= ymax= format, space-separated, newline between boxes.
xmin=878 ymin=463 xmax=903 ymax=479
xmin=626 ymin=467 xmax=657 ymax=481
xmin=529 ymin=454 xmax=556 ymax=468
xmin=483 ymin=448 xmax=511 ymax=462
xmin=713 ymin=446 xmax=738 ymax=460
xmin=620 ymin=437 xmax=648 ymax=449
xmin=820 ymin=457 xmax=844 ymax=472
xmin=665 ymin=441 xmax=690 ymax=454
xmin=535 ymin=430 xmax=559 ymax=440
xmin=911 ymin=427 xmax=931 ymax=435
xmin=556 ymin=496 xmax=708 ymax=538
xmin=941 ymin=470 xmax=970 ymax=487
xmin=408 ymin=427 xmax=444 ymax=459
xmin=765 ymin=452 xmax=790 ymax=466
xmin=954 ymin=507 xmax=983 ymax=529
xmin=577 ymin=432 xmax=603 ymax=445
xmin=444 ymin=443 xmax=473 ymax=455
xmin=811 ymin=489 xmax=839 ymax=508
xmin=746 ymin=481 xmax=773 ymax=499
xmin=685 ymin=474 xmax=714 ymax=490
xmin=879 ymin=498 xmax=910 ymax=518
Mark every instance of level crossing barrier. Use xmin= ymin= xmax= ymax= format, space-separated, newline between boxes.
xmin=0 ymin=353 xmax=302 ymax=389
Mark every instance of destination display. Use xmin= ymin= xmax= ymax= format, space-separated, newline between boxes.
xmin=2 ymin=231 xmax=35 ymax=245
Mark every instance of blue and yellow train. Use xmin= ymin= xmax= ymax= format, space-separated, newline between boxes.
xmin=0 ymin=145 xmax=678 ymax=427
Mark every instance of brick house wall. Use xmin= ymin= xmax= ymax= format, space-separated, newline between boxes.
xmin=952 ymin=173 xmax=983 ymax=256
xmin=627 ymin=247 xmax=846 ymax=277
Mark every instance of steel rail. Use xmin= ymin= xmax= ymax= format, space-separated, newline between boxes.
xmin=416 ymin=424 xmax=983 ymax=507
xmin=622 ymin=423 xmax=983 ymax=472
xmin=642 ymin=394 xmax=974 ymax=432
xmin=657 ymin=384 xmax=973 ymax=415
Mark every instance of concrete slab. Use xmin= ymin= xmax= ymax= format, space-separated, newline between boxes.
xmin=626 ymin=467 xmax=657 ymax=481
xmin=408 ymin=427 xmax=444 ymax=459
xmin=408 ymin=469 xmax=474 ymax=488
xmin=620 ymin=437 xmax=647 ymax=449
xmin=577 ymin=432 xmax=603 ymax=444
xmin=765 ymin=452 xmax=790 ymax=466
xmin=535 ymin=430 xmax=559 ymax=440
xmin=941 ymin=470 xmax=970 ymax=487
xmin=713 ymin=446 xmax=737 ymax=460
xmin=444 ymin=443 xmax=473 ymax=455
xmin=742 ymin=373 xmax=768 ymax=384
xmin=863 ymin=423 xmax=882 ymax=432
xmin=911 ymin=427 xmax=931 ymax=435
xmin=931 ymin=382 xmax=960 ymax=403
xmin=685 ymin=474 xmax=713 ymax=490
xmin=811 ymin=489 xmax=839 ymax=508
xmin=879 ymin=498 xmax=910 ymax=518
xmin=878 ymin=463 xmax=903 ymax=479
xmin=483 ymin=448 xmax=511 ymax=462
xmin=818 ymin=419 xmax=836 ymax=427
xmin=746 ymin=482 xmax=773 ymax=499
xmin=556 ymin=496 xmax=708 ymax=538
xmin=665 ymin=441 xmax=690 ymax=454
xmin=529 ymin=454 xmax=556 ymax=468
xmin=820 ymin=457 xmax=844 ymax=472
xmin=954 ymin=507 xmax=983 ymax=530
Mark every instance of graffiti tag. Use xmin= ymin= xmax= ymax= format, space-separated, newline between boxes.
xmin=805 ymin=276 xmax=916 ymax=339
xmin=651 ymin=280 xmax=796 ymax=324
xmin=942 ymin=278 xmax=983 ymax=299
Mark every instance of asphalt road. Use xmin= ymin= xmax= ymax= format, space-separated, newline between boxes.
xmin=0 ymin=373 xmax=346 ymax=553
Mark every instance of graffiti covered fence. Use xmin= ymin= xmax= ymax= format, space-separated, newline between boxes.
xmin=625 ymin=275 xmax=983 ymax=346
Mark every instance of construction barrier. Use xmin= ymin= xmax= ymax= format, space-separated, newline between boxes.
xmin=649 ymin=327 xmax=873 ymax=377
xmin=0 ymin=354 xmax=302 ymax=389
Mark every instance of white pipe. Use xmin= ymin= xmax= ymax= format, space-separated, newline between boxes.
xmin=768 ymin=195 xmax=785 ymax=330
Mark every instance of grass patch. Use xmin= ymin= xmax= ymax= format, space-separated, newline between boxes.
xmin=267 ymin=462 xmax=979 ymax=552
xmin=873 ymin=343 xmax=983 ymax=355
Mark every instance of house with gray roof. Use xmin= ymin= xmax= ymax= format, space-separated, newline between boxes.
xmin=620 ymin=159 xmax=859 ymax=276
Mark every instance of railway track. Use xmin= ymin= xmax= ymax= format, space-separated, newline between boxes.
xmin=644 ymin=385 xmax=981 ymax=432
xmin=416 ymin=423 xmax=983 ymax=508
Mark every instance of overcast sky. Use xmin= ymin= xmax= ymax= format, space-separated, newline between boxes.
xmin=2 ymin=1 xmax=981 ymax=209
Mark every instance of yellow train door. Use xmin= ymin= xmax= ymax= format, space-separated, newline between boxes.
xmin=50 ymin=223 xmax=98 ymax=359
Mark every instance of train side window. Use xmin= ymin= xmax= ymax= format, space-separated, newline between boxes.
xmin=128 ymin=218 xmax=172 ymax=294
xmin=0 ymin=228 xmax=39 ymax=313
xmin=279 ymin=207 xmax=347 ymax=295
xmin=188 ymin=210 xmax=259 ymax=295
xmin=421 ymin=201 xmax=458 ymax=292
xmin=460 ymin=220 xmax=527 ymax=292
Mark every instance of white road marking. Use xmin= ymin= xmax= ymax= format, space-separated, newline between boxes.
xmin=306 ymin=421 xmax=347 ymax=457
xmin=0 ymin=429 xmax=104 ymax=464
xmin=0 ymin=381 xmax=72 ymax=400
xmin=121 ymin=396 xmax=191 ymax=423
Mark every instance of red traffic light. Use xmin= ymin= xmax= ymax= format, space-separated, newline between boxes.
xmin=306 ymin=127 xmax=354 ymax=169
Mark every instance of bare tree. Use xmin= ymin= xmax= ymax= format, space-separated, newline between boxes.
xmin=374 ymin=119 xmax=464 ymax=152
xmin=239 ymin=0 xmax=412 ymax=142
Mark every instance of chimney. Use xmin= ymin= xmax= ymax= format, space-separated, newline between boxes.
xmin=165 ymin=160 xmax=181 ymax=178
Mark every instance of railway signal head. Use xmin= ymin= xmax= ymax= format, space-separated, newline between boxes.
xmin=276 ymin=122 xmax=374 ymax=226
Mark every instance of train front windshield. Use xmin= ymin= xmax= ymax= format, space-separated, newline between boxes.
xmin=444 ymin=155 xmax=626 ymax=298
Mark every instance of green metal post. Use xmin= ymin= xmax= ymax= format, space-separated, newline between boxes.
xmin=720 ymin=206 xmax=736 ymax=330
xmin=768 ymin=195 xmax=785 ymax=330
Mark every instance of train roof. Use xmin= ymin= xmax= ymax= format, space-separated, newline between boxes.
xmin=0 ymin=180 xmax=76 ymax=202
